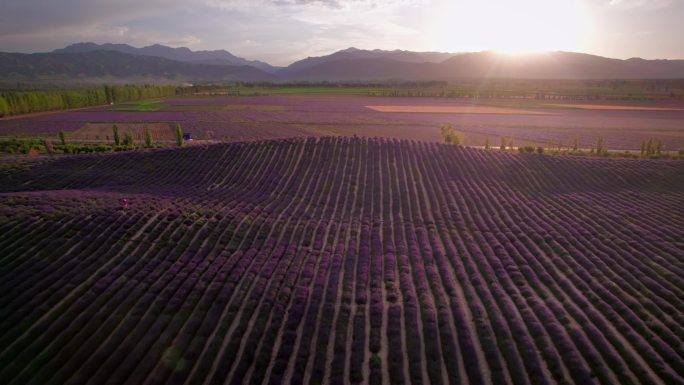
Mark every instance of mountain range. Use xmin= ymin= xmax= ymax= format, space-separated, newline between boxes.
xmin=53 ymin=42 xmax=279 ymax=73
xmin=1 ymin=43 xmax=683 ymax=83
xmin=0 ymin=50 xmax=273 ymax=82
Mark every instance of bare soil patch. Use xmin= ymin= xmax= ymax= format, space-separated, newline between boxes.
xmin=70 ymin=122 xmax=174 ymax=142
xmin=366 ymin=105 xmax=550 ymax=115
xmin=222 ymin=104 xmax=286 ymax=112
xmin=547 ymin=104 xmax=684 ymax=111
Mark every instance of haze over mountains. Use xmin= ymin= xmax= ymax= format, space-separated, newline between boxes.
xmin=1 ymin=43 xmax=684 ymax=83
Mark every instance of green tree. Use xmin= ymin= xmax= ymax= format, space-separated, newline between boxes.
xmin=145 ymin=128 xmax=153 ymax=148
xmin=640 ymin=140 xmax=646 ymax=157
xmin=646 ymin=138 xmax=654 ymax=156
xmin=176 ymin=123 xmax=184 ymax=147
xmin=59 ymin=130 xmax=66 ymax=146
xmin=113 ymin=125 xmax=120 ymax=146
xmin=104 ymin=85 xmax=114 ymax=104
xmin=439 ymin=123 xmax=452 ymax=141
xmin=123 ymin=130 xmax=133 ymax=146
xmin=0 ymin=96 xmax=9 ymax=117
xmin=0 ymin=85 xmax=181 ymax=117
xmin=439 ymin=123 xmax=461 ymax=145
xmin=447 ymin=131 xmax=461 ymax=144
xmin=596 ymin=136 xmax=606 ymax=156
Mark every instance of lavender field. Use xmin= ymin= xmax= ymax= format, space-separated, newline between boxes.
xmin=0 ymin=137 xmax=683 ymax=384
xmin=2 ymin=95 xmax=684 ymax=150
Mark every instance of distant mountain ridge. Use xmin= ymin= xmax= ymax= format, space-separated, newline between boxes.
xmin=280 ymin=50 xmax=684 ymax=80
xmin=280 ymin=47 xmax=457 ymax=74
xmin=54 ymin=42 xmax=279 ymax=73
xmin=0 ymin=50 xmax=274 ymax=82
xmin=1 ymin=44 xmax=683 ymax=82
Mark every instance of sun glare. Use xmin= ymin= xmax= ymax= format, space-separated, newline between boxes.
xmin=426 ymin=0 xmax=590 ymax=53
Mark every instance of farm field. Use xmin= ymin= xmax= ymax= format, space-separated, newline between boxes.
xmin=1 ymin=94 xmax=684 ymax=150
xmin=1 ymin=137 xmax=683 ymax=384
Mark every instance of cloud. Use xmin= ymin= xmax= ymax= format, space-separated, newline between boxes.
xmin=162 ymin=35 xmax=203 ymax=47
xmin=0 ymin=0 xmax=681 ymax=62
xmin=608 ymin=0 xmax=673 ymax=10
xmin=108 ymin=26 xmax=130 ymax=37
xmin=0 ymin=0 xmax=186 ymax=35
xmin=204 ymin=0 xmax=425 ymax=13
xmin=196 ymin=0 xmax=426 ymax=64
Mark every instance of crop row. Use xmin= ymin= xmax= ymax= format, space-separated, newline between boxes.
xmin=1 ymin=136 xmax=683 ymax=384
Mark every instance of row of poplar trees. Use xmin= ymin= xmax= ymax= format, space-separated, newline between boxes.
xmin=0 ymin=85 xmax=189 ymax=117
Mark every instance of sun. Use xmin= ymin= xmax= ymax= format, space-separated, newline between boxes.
xmin=424 ymin=0 xmax=590 ymax=53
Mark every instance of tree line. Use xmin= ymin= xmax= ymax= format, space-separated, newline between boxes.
xmin=0 ymin=85 xmax=192 ymax=117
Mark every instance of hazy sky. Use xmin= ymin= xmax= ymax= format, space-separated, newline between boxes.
xmin=1 ymin=0 xmax=682 ymax=65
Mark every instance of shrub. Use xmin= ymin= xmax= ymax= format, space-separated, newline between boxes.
xmin=94 ymin=144 xmax=112 ymax=152
xmin=44 ymin=139 xmax=55 ymax=155
xmin=445 ymin=131 xmax=461 ymax=144
xmin=122 ymin=131 xmax=133 ymax=146
xmin=595 ymin=136 xmax=607 ymax=156
xmin=640 ymin=141 xmax=647 ymax=157
xmin=642 ymin=138 xmax=663 ymax=157
xmin=59 ymin=130 xmax=66 ymax=146
xmin=27 ymin=146 xmax=41 ymax=156
xmin=439 ymin=124 xmax=462 ymax=145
